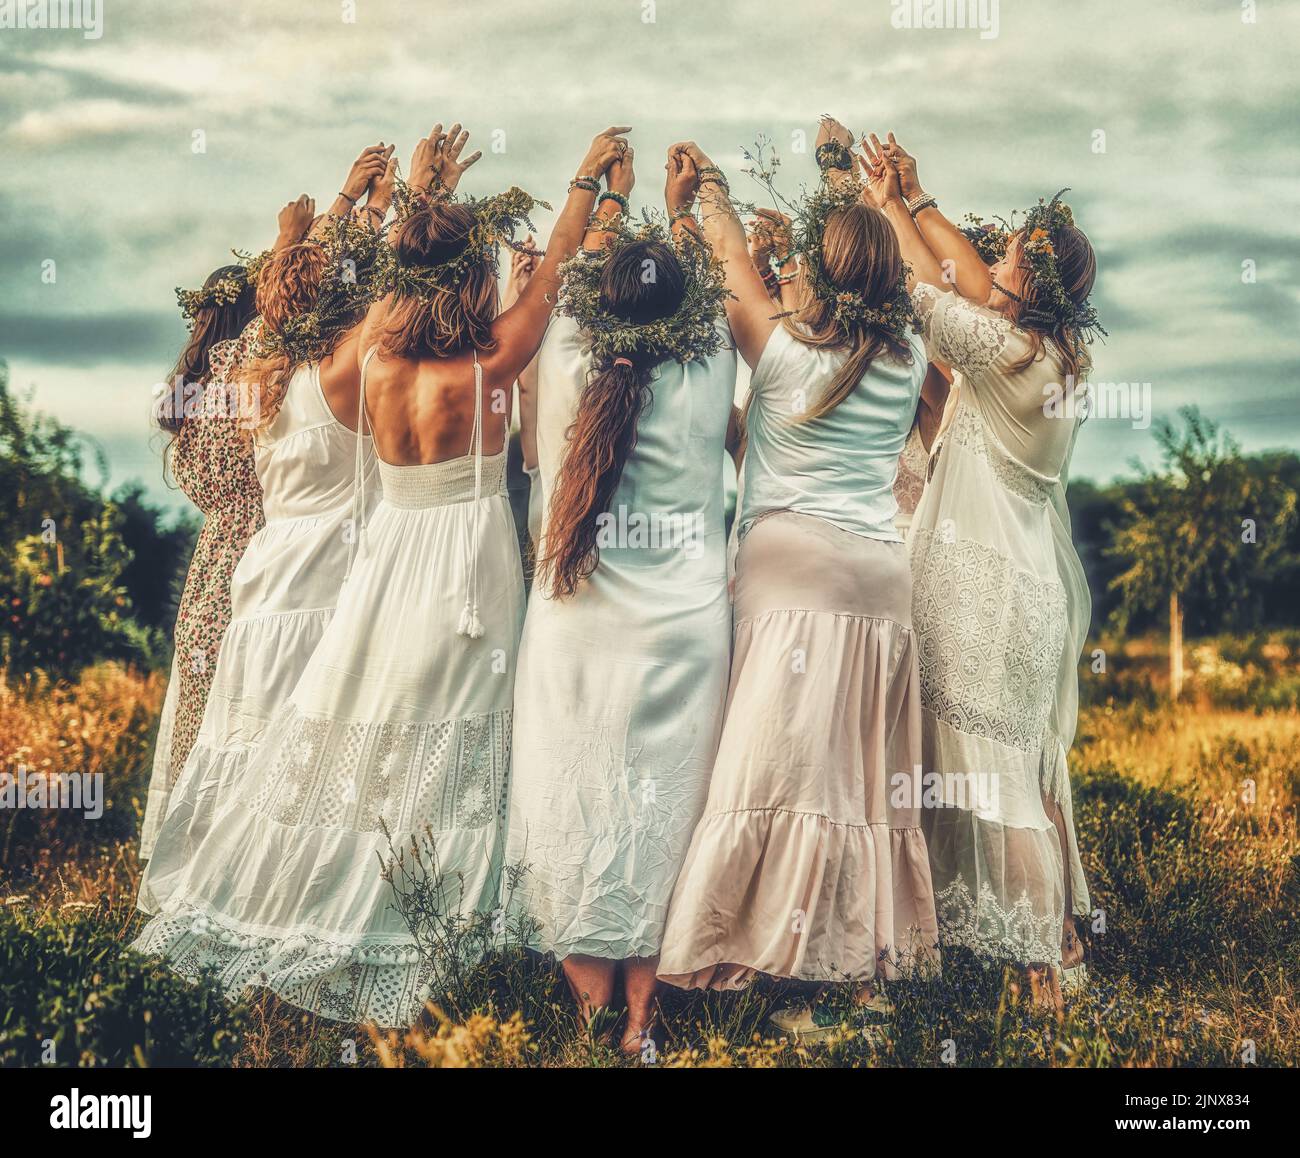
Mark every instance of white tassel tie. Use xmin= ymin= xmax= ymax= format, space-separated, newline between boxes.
xmin=457 ymin=351 xmax=487 ymax=640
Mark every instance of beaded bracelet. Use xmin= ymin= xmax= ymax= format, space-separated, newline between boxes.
xmin=906 ymin=192 xmax=938 ymax=217
xmin=597 ymin=190 xmax=630 ymax=213
xmin=569 ymin=176 xmax=600 ymax=195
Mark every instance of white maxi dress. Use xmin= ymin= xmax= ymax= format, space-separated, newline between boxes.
xmin=906 ymin=283 xmax=1091 ymax=966
xmin=138 ymin=361 xmax=376 ymax=911
xmin=131 ymin=350 xmax=524 ymax=1026
xmin=504 ymin=315 xmax=735 ymax=960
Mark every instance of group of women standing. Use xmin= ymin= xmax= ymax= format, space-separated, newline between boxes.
xmin=134 ymin=114 xmax=1102 ymax=1051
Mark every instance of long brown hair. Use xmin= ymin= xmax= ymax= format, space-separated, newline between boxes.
xmin=1006 ymin=224 xmax=1097 ymax=383
xmin=158 ymin=264 xmax=256 ymax=434
xmin=539 ymin=240 xmax=686 ymax=599
xmin=241 ymin=243 xmax=330 ymax=427
xmin=379 ymin=202 xmax=499 ymax=360
xmin=784 ymin=203 xmax=912 ymax=422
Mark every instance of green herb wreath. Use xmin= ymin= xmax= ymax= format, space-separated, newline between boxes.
xmin=555 ymin=213 xmax=732 ymax=367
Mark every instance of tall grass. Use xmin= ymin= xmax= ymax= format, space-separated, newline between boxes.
xmin=2 ymin=655 xmax=1297 ymax=1067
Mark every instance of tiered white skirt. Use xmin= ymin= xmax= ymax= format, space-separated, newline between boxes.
xmin=132 ymin=474 xmax=524 ymax=1027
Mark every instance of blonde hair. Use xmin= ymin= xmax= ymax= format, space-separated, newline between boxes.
xmin=782 ymin=203 xmax=911 ymax=423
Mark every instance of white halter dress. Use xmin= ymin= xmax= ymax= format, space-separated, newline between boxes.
xmin=131 ymin=349 xmax=525 ymax=1026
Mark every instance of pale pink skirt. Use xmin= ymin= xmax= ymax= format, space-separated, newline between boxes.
xmin=658 ymin=511 xmax=940 ymax=989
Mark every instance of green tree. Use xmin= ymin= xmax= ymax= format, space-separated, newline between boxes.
xmin=1107 ymin=407 xmax=1296 ymax=699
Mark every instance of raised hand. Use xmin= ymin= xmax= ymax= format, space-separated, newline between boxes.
xmin=747 ymin=208 xmax=792 ymax=266
xmin=881 ymin=132 xmax=922 ymax=201
xmin=858 ymin=134 xmax=903 ymax=209
xmin=276 ymin=194 xmax=315 ymax=247
xmin=607 ymin=144 xmax=635 ymax=197
xmin=505 ymin=234 xmax=540 ymax=305
xmin=368 ymin=147 xmax=397 ymax=213
xmin=816 ymin=114 xmax=854 ymax=150
xmin=341 ymin=145 xmax=392 ymax=203
xmin=664 ymin=145 xmax=699 ymax=215
xmin=576 ymin=126 xmax=633 ymax=182
xmin=410 ymin=122 xmax=483 ymax=194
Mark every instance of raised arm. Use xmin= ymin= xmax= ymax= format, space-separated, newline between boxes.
xmin=879 ymin=132 xmax=992 ymax=303
xmin=669 ymin=141 xmax=776 ymax=370
xmin=273 ymin=194 xmax=315 ymax=251
xmin=311 ymin=144 xmax=391 ymax=239
xmin=859 ymin=135 xmax=945 ymax=290
xmin=581 ymin=145 xmax=635 ymax=252
xmin=487 ymin=126 xmax=631 ymax=380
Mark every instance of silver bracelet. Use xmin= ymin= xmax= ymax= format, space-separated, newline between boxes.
xmin=906 ymin=192 xmax=938 ymax=217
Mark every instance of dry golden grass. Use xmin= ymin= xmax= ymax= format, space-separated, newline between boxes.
xmin=2 ymin=658 xmax=1297 ymax=1067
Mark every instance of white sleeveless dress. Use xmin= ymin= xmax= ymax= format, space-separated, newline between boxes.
xmin=131 ymin=349 xmax=525 ymax=1027
xmin=505 ymin=315 xmax=735 ymax=960
xmin=138 ymin=361 xmax=376 ymax=911
xmin=906 ymin=283 xmax=1091 ymax=966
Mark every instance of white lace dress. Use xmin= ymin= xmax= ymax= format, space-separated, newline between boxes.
xmin=138 ymin=361 xmax=376 ymax=911
xmin=906 ymin=283 xmax=1091 ymax=966
xmin=130 ymin=350 xmax=524 ymax=1026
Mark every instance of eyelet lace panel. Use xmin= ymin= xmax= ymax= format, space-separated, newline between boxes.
xmin=910 ymin=528 xmax=1066 ymax=753
xmin=911 ymin=283 xmax=1013 ymax=380
xmin=248 ymin=707 xmax=512 ymax=836
xmin=934 ymin=877 xmax=1062 ymax=965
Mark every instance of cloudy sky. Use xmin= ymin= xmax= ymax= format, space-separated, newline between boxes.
xmin=2 ymin=0 xmax=1297 ymax=513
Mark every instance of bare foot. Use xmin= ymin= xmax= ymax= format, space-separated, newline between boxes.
xmin=1061 ymin=915 xmax=1084 ymax=969
xmin=1026 ymin=964 xmax=1064 ymax=1015
xmin=619 ymin=1019 xmax=659 ymax=1061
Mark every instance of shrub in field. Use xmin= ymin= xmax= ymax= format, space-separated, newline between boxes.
xmin=0 ymin=663 xmax=163 ymax=870
xmin=0 ymin=903 xmax=245 ymax=1067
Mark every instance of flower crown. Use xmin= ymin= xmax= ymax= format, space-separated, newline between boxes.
xmin=738 ymin=137 xmax=916 ymax=346
xmin=375 ymin=174 xmax=549 ymax=302
xmin=174 ymin=253 xmax=266 ymax=328
xmin=555 ymin=213 xmax=731 ymax=368
xmin=253 ymin=214 xmax=383 ymax=364
xmin=971 ymin=189 xmax=1106 ymax=350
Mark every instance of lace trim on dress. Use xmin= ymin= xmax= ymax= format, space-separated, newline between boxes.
xmin=910 ymin=529 xmax=1066 ymax=753
xmin=911 ymin=283 xmax=1013 ymax=380
xmin=934 ymin=877 xmax=1062 ymax=965
xmin=132 ymin=902 xmax=441 ymax=1027
xmin=941 ymin=403 xmax=1052 ymax=507
xmin=248 ymin=707 xmax=512 ymax=836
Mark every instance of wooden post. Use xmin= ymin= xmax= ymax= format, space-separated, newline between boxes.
xmin=1169 ymin=590 xmax=1184 ymax=701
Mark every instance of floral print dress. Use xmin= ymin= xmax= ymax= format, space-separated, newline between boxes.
xmin=139 ymin=324 xmax=264 ymax=860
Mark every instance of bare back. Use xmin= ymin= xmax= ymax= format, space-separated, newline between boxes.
xmin=359 ymin=344 xmax=510 ymax=466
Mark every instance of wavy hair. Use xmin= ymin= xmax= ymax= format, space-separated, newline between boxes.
xmin=1006 ymin=224 xmax=1098 ymax=383
xmin=241 ymin=243 xmax=331 ymax=427
xmin=783 ymin=203 xmax=912 ymax=422
xmin=158 ymin=264 xmax=256 ymax=434
xmin=378 ymin=202 xmax=499 ymax=360
xmin=539 ymin=240 xmax=686 ymax=598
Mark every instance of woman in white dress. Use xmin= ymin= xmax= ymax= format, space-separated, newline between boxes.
xmin=131 ymin=124 xmax=633 ymax=1026
xmin=861 ymin=133 xmax=1099 ymax=1007
xmin=137 ymin=152 xmax=394 ymax=912
xmin=505 ymin=148 xmax=735 ymax=1054
xmin=657 ymin=128 xmax=939 ymax=1038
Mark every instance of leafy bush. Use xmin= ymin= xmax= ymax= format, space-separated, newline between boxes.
xmin=0 ymin=903 xmax=246 ymax=1067
xmin=0 ymin=361 xmax=179 ymax=679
